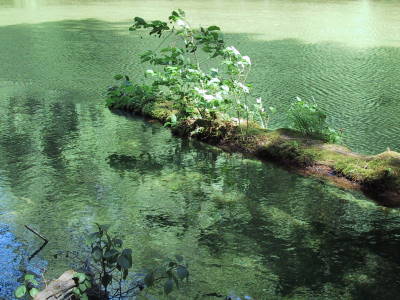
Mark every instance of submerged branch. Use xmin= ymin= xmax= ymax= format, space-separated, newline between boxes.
xmin=25 ymin=225 xmax=49 ymax=243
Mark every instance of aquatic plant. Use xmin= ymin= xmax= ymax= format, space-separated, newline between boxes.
xmin=16 ymin=224 xmax=190 ymax=299
xmin=288 ymin=97 xmax=341 ymax=143
xmin=106 ymin=10 xmax=275 ymax=129
xmin=14 ymin=274 xmax=40 ymax=299
xmin=87 ymin=223 xmax=190 ymax=298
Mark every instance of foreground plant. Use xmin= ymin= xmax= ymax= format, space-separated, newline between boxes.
xmin=15 ymin=274 xmax=40 ymax=299
xmin=106 ymin=9 xmax=274 ymax=130
xmin=87 ymin=223 xmax=190 ymax=298
xmin=88 ymin=223 xmax=133 ymax=297
xmin=16 ymin=224 xmax=190 ymax=299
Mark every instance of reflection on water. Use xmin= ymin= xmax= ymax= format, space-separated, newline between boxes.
xmin=1 ymin=6 xmax=399 ymax=154
xmin=1 ymin=89 xmax=400 ymax=298
xmin=1 ymin=1 xmax=400 ymax=299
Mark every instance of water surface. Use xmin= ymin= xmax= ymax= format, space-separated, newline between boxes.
xmin=1 ymin=1 xmax=400 ymax=299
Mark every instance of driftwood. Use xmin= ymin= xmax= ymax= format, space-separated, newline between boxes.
xmin=25 ymin=225 xmax=49 ymax=260
xmin=34 ymin=270 xmax=77 ymax=300
xmin=25 ymin=225 xmax=48 ymax=242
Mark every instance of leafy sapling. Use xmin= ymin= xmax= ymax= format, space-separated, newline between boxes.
xmin=89 ymin=223 xmax=133 ymax=297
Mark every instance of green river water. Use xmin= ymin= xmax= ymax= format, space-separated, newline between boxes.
xmin=1 ymin=0 xmax=400 ymax=299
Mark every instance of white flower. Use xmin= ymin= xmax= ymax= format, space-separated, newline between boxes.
xmin=256 ymin=97 xmax=262 ymax=104
xmin=235 ymin=81 xmax=249 ymax=93
xmin=176 ymin=19 xmax=189 ymax=28
xmin=208 ymin=78 xmax=220 ymax=85
xmin=194 ymin=87 xmax=207 ymax=95
xmin=235 ymin=61 xmax=245 ymax=69
xmin=204 ymin=94 xmax=214 ymax=101
xmin=260 ymin=107 xmax=265 ymax=112
xmin=225 ymin=46 xmax=241 ymax=57
xmin=214 ymin=92 xmax=223 ymax=100
xmin=221 ymin=85 xmax=230 ymax=93
xmin=242 ymin=56 xmax=251 ymax=65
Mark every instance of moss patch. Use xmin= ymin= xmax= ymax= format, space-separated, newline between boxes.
xmin=108 ymin=99 xmax=400 ymax=206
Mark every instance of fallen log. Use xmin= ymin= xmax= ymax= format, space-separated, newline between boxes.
xmin=34 ymin=270 xmax=77 ymax=300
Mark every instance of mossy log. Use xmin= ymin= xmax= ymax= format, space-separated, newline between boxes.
xmin=34 ymin=270 xmax=77 ymax=300
xmin=109 ymin=100 xmax=400 ymax=207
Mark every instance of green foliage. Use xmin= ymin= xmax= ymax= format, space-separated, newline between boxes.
xmin=15 ymin=274 xmax=40 ymax=299
xmin=13 ymin=222 xmax=259 ymax=299
xmin=142 ymin=255 xmax=189 ymax=296
xmin=88 ymin=224 xmax=189 ymax=298
xmin=72 ymin=272 xmax=91 ymax=300
xmin=106 ymin=80 xmax=158 ymax=111
xmin=89 ymin=223 xmax=133 ymax=295
xmin=164 ymin=113 xmax=178 ymax=127
xmin=288 ymin=97 xmax=341 ymax=143
xmin=106 ymin=10 xmax=275 ymax=131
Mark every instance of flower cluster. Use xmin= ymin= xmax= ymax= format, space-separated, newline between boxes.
xmin=117 ymin=10 xmax=275 ymax=129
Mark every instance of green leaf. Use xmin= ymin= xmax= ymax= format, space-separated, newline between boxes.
xmin=207 ymin=26 xmax=220 ymax=31
xmin=113 ymin=238 xmax=123 ymax=247
xmin=83 ymin=280 xmax=92 ymax=289
xmin=176 ymin=265 xmax=189 ymax=280
xmin=29 ymin=288 xmax=39 ymax=297
xmin=15 ymin=286 xmax=27 ymax=298
xmin=114 ymin=74 xmax=123 ymax=80
xmin=24 ymin=274 xmax=38 ymax=285
xmin=122 ymin=248 xmax=132 ymax=257
xmin=121 ymin=248 xmax=133 ymax=267
xmin=30 ymin=279 xmax=39 ymax=285
xmin=88 ymin=231 xmax=101 ymax=243
xmin=79 ymin=283 xmax=88 ymax=293
xmin=171 ymin=272 xmax=179 ymax=289
xmin=134 ymin=17 xmax=147 ymax=25
xmin=144 ymin=272 xmax=155 ymax=287
xmin=74 ymin=272 xmax=87 ymax=284
xmin=24 ymin=274 xmax=35 ymax=281
xmin=72 ymin=287 xmax=81 ymax=295
xmin=164 ymin=279 xmax=174 ymax=295
xmin=117 ymin=254 xmax=131 ymax=269
xmin=177 ymin=9 xmax=186 ymax=17
xmin=81 ymin=294 xmax=89 ymax=300
xmin=104 ymin=249 xmax=119 ymax=260
xmin=92 ymin=246 xmax=103 ymax=261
